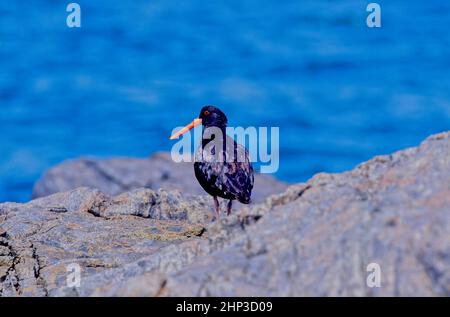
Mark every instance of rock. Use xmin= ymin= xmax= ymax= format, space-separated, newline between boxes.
xmin=0 ymin=187 xmax=212 ymax=296
xmin=32 ymin=152 xmax=289 ymax=204
xmin=1 ymin=131 xmax=450 ymax=296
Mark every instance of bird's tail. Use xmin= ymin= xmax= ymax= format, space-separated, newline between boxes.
xmin=238 ymin=194 xmax=252 ymax=204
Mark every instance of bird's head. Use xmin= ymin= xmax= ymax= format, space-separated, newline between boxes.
xmin=198 ymin=105 xmax=228 ymax=128
xmin=170 ymin=105 xmax=227 ymax=140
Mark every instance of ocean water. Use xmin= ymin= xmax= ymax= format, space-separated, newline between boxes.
xmin=1 ymin=0 xmax=449 ymax=202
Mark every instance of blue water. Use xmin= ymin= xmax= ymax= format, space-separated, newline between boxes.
xmin=1 ymin=0 xmax=450 ymax=202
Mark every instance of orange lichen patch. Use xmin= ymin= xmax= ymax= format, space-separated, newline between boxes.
xmin=379 ymin=168 xmax=416 ymax=188
xmin=422 ymin=189 xmax=450 ymax=208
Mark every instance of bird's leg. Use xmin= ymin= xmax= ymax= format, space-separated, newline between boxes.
xmin=213 ymin=196 xmax=220 ymax=221
xmin=227 ymin=199 xmax=233 ymax=216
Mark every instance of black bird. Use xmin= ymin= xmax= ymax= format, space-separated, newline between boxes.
xmin=170 ymin=106 xmax=254 ymax=220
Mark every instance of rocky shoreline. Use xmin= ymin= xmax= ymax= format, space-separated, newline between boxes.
xmin=32 ymin=152 xmax=288 ymax=204
xmin=1 ymin=131 xmax=449 ymax=296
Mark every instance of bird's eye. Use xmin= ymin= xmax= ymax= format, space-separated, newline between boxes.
xmin=203 ymin=110 xmax=210 ymax=116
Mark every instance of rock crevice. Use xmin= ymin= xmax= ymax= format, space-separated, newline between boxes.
xmin=1 ymin=131 xmax=449 ymax=296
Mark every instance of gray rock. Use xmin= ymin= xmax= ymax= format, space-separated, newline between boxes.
xmin=1 ymin=131 xmax=450 ymax=296
xmin=32 ymin=152 xmax=288 ymax=204
xmin=0 ymin=187 xmax=211 ymax=296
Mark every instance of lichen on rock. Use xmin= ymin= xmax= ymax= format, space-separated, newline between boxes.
xmin=1 ymin=131 xmax=450 ymax=296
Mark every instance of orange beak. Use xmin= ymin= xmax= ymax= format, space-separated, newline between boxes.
xmin=169 ymin=118 xmax=202 ymax=140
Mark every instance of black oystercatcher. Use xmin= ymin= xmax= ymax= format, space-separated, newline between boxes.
xmin=170 ymin=106 xmax=254 ymax=220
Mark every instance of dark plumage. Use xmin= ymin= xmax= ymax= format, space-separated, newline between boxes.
xmin=194 ymin=106 xmax=254 ymax=219
xmin=170 ymin=105 xmax=254 ymax=220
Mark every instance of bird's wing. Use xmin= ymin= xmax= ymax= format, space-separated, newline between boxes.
xmin=221 ymin=142 xmax=254 ymax=202
xmin=194 ymin=136 xmax=254 ymax=202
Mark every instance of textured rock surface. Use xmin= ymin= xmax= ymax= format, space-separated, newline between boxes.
xmin=1 ymin=132 xmax=450 ymax=296
xmin=32 ymin=152 xmax=288 ymax=204
xmin=0 ymin=187 xmax=212 ymax=296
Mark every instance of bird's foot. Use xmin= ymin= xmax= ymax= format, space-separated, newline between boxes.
xmin=213 ymin=196 xmax=220 ymax=221
xmin=227 ymin=200 xmax=233 ymax=216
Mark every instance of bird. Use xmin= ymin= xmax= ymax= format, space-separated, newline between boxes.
xmin=170 ymin=105 xmax=254 ymax=220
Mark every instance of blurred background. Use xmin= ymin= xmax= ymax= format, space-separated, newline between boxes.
xmin=1 ymin=0 xmax=449 ymax=202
